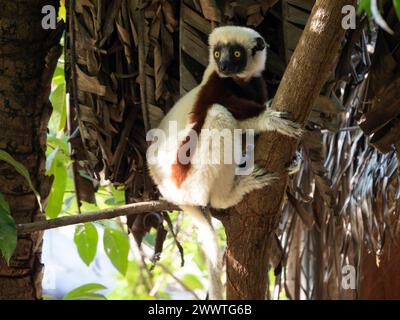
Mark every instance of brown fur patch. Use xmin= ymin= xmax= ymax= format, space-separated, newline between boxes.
xmin=172 ymin=72 xmax=268 ymax=188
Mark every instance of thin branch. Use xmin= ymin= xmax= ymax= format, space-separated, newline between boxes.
xmin=163 ymin=212 xmax=185 ymax=267
xmin=17 ymin=201 xmax=178 ymax=234
xmin=130 ymin=234 xmax=156 ymax=296
xmin=157 ymin=263 xmax=201 ymax=300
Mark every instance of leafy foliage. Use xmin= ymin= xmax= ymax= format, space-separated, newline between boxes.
xmin=46 ymin=51 xmax=137 ymax=282
xmin=0 ymin=193 xmax=17 ymax=264
xmin=0 ymin=149 xmax=45 ymax=262
xmin=103 ymin=226 xmax=130 ymax=276
xmin=358 ymin=0 xmax=372 ymax=16
xmin=0 ymin=150 xmax=42 ymax=211
xmin=394 ymin=0 xmax=400 ymax=19
xmin=181 ymin=274 xmax=204 ymax=290
xmin=359 ymin=0 xmax=400 ymax=33
xmin=63 ymin=283 xmax=107 ymax=300
xmin=74 ymin=223 xmax=98 ymax=266
xmin=46 ymin=150 xmax=68 ymax=219
xmin=46 ymin=57 xmax=70 ymax=219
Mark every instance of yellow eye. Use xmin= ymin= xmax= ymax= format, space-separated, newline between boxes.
xmin=214 ymin=51 xmax=220 ymax=58
xmin=234 ymin=51 xmax=241 ymax=58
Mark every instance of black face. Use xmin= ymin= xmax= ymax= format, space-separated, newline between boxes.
xmin=213 ymin=43 xmax=247 ymax=75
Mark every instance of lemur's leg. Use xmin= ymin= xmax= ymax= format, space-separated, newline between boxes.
xmin=210 ymin=164 xmax=279 ymax=209
xmin=203 ymin=103 xmax=283 ymax=209
xmin=201 ymin=103 xmax=240 ymax=164
xmin=238 ymin=99 xmax=302 ymax=138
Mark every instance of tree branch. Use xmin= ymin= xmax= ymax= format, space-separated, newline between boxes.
xmin=222 ymin=0 xmax=356 ymax=299
xmin=17 ymin=201 xmax=178 ymax=234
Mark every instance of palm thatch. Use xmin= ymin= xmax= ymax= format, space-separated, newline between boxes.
xmin=279 ymin=1 xmax=400 ymax=299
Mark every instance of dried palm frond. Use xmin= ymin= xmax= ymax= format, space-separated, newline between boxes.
xmin=279 ymin=3 xmax=400 ymax=300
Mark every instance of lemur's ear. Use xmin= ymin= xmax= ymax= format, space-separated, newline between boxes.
xmin=254 ymin=37 xmax=265 ymax=51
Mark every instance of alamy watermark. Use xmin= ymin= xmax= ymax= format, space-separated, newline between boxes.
xmin=342 ymin=264 xmax=356 ymax=290
xmin=41 ymin=5 xmax=57 ymax=30
xmin=41 ymin=4 xmax=361 ymax=31
xmin=146 ymin=121 xmax=256 ymax=176
xmin=342 ymin=5 xmax=357 ymax=30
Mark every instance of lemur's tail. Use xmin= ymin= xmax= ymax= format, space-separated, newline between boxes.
xmin=179 ymin=205 xmax=224 ymax=300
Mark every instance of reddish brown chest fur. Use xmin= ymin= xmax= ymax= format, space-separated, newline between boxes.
xmin=172 ymin=71 xmax=268 ymax=187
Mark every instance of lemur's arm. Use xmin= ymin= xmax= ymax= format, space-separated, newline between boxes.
xmin=237 ymin=100 xmax=302 ymax=138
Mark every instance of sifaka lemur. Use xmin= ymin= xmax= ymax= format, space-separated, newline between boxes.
xmin=147 ymin=26 xmax=301 ymax=299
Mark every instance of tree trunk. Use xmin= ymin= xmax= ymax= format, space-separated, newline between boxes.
xmin=0 ymin=0 xmax=62 ymax=299
xmin=359 ymin=240 xmax=400 ymax=300
xmin=221 ymin=0 xmax=355 ymax=299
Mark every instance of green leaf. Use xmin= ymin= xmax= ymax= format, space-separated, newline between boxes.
xmin=74 ymin=223 xmax=98 ymax=266
xmin=394 ymin=0 xmax=400 ymax=20
xmin=0 ymin=192 xmax=10 ymax=214
xmin=62 ymin=195 xmax=75 ymax=215
xmin=47 ymin=135 xmax=69 ymax=156
xmin=63 ymin=283 xmax=107 ymax=300
xmin=358 ymin=0 xmax=372 ymax=16
xmin=0 ymin=150 xmax=42 ymax=211
xmin=103 ymin=227 xmax=129 ymax=275
xmin=103 ymin=187 xmax=125 ymax=206
xmin=49 ymin=82 xmax=66 ymax=133
xmin=46 ymin=147 xmax=59 ymax=173
xmin=52 ymin=61 xmax=65 ymax=82
xmin=182 ymin=274 xmax=204 ymax=290
xmin=58 ymin=2 xmax=67 ymax=22
xmin=0 ymin=193 xmax=17 ymax=264
xmin=80 ymin=201 xmax=100 ymax=212
xmin=46 ymin=156 xmax=67 ymax=218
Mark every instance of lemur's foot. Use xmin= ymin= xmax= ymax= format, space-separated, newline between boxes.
xmin=234 ymin=165 xmax=278 ymax=195
xmin=264 ymin=99 xmax=302 ymax=138
xmin=265 ymin=109 xmax=303 ymax=138
xmin=271 ymin=111 xmax=293 ymax=120
xmin=286 ymin=151 xmax=302 ymax=176
xmin=250 ymin=164 xmax=280 ymax=188
xmin=222 ymin=164 xmax=279 ymax=209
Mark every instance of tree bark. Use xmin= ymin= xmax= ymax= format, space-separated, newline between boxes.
xmin=221 ymin=0 xmax=355 ymax=299
xmin=0 ymin=0 xmax=62 ymax=299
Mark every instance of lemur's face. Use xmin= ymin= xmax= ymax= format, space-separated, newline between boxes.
xmin=213 ymin=43 xmax=247 ymax=76
xmin=208 ymin=27 xmax=267 ymax=80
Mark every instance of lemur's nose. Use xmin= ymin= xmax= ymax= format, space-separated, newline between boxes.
xmin=219 ymin=61 xmax=228 ymax=72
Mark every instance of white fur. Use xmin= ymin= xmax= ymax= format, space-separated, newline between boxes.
xmin=179 ymin=205 xmax=223 ymax=300
xmin=147 ymin=26 xmax=301 ymax=300
xmin=239 ymin=108 xmax=302 ymax=137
